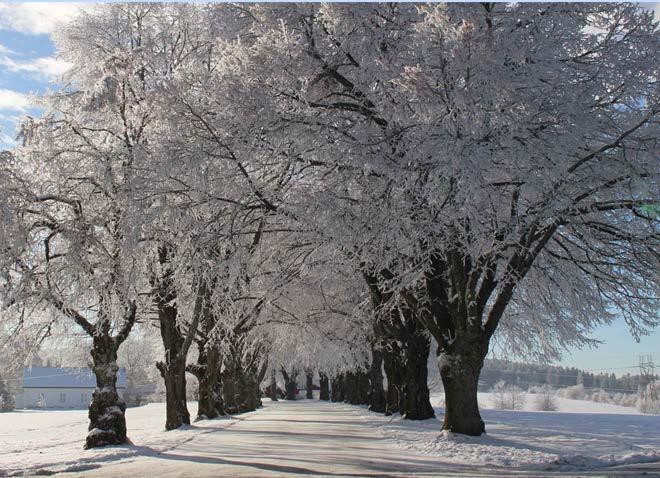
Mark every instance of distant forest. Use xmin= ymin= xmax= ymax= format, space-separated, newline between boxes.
xmin=480 ymin=359 xmax=645 ymax=394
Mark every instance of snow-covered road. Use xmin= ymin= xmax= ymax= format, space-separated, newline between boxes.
xmin=55 ymin=401 xmax=452 ymax=477
xmin=2 ymin=399 xmax=659 ymax=477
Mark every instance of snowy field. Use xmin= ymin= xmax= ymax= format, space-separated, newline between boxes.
xmin=0 ymin=396 xmax=659 ymax=477
xmin=360 ymin=393 xmax=660 ymax=471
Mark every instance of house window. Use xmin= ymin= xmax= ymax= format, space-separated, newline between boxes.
xmin=59 ymin=393 xmax=66 ymax=403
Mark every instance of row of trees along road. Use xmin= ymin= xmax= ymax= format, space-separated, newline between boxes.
xmin=0 ymin=3 xmax=658 ymax=445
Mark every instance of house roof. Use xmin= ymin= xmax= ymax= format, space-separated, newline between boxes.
xmin=22 ymin=366 xmax=127 ymax=389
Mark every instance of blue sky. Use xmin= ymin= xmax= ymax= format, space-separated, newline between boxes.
xmin=555 ymin=322 xmax=657 ymax=374
xmin=0 ymin=3 xmax=82 ymax=147
xmin=0 ymin=3 xmax=658 ymax=373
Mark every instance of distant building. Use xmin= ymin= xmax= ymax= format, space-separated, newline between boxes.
xmin=14 ymin=366 xmax=127 ymax=409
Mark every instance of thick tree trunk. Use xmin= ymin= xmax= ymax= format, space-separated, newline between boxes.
xmin=330 ymin=374 xmax=344 ymax=402
xmin=248 ymin=376 xmax=262 ymax=410
xmin=85 ymin=336 xmax=127 ymax=449
xmin=305 ymin=370 xmax=314 ymax=399
xmin=241 ymin=361 xmax=266 ymax=411
xmin=190 ymin=276 xmax=222 ymax=421
xmin=269 ymin=369 xmax=278 ymax=401
xmin=157 ymin=357 xmax=190 ymax=430
xmin=222 ymin=366 xmax=240 ymax=414
xmin=345 ymin=370 xmax=369 ymax=405
xmin=238 ymin=373 xmax=253 ymax=412
xmin=438 ymin=346 xmax=487 ymax=436
xmin=382 ymin=345 xmax=403 ymax=415
xmin=343 ymin=372 xmax=355 ymax=403
xmin=154 ymin=245 xmax=190 ymax=430
xmin=318 ymin=372 xmax=330 ymax=401
xmin=197 ymin=371 xmax=220 ymax=420
xmin=281 ymin=368 xmax=299 ymax=401
xmin=368 ymin=346 xmax=386 ymax=413
xmin=400 ymin=332 xmax=434 ymax=420
xmin=222 ymin=351 xmax=263 ymax=414
xmin=254 ymin=361 xmax=268 ymax=408
xmin=357 ymin=370 xmax=371 ymax=405
xmin=191 ymin=345 xmax=222 ymax=420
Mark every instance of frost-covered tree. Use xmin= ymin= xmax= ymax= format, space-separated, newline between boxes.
xmin=15 ymin=113 xmax=142 ymax=449
xmin=39 ymin=3 xmax=266 ymax=432
xmin=7 ymin=3 xmax=172 ymax=449
xmin=259 ymin=262 xmax=370 ymax=395
xmin=224 ymin=3 xmax=659 ymax=434
xmin=2 ymin=3 xmax=657 ymax=443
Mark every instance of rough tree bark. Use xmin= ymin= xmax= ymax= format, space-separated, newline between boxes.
xmin=382 ymin=342 xmax=403 ymax=415
xmin=343 ymin=372 xmax=356 ymax=404
xmin=86 ymin=334 xmax=127 ymax=449
xmin=187 ymin=344 xmax=222 ymax=420
xmin=318 ymin=372 xmax=330 ymax=401
xmin=222 ymin=355 xmax=241 ymax=414
xmin=51 ymin=299 xmax=137 ymax=449
xmin=242 ymin=358 xmax=267 ymax=411
xmin=400 ymin=331 xmax=434 ymax=420
xmin=269 ymin=369 xmax=278 ymax=401
xmin=356 ymin=370 xmax=371 ymax=405
xmin=155 ymin=306 xmax=190 ymax=430
xmin=363 ymin=271 xmax=432 ymax=418
xmin=368 ymin=345 xmax=386 ymax=413
xmin=281 ymin=367 xmax=299 ymax=400
xmin=255 ymin=361 xmax=268 ymax=406
xmin=152 ymin=245 xmax=201 ymax=430
xmin=420 ymin=251 xmax=494 ymax=435
xmin=156 ymin=356 xmax=189 ymax=430
xmin=330 ymin=373 xmax=344 ymax=402
xmin=222 ymin=342 xmax=266 ymax=414
xmin=436 ymin=332 xmax=489 ymax=435
xmin=344 ymin=370 xmax=370 ymax=405
xmin=305 ymin=370 xmax=314 ymax=399
xmin=187 ymin=277 xmax=223 ymax=421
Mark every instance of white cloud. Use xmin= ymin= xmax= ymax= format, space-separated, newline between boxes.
xmin=0 ymin=55 xmax=71 ymax=78
xmin=0 ymin=89 xmax=30 ymax=111
xmin=0 ymin=43 xmax=15 ymax=54
xmin=0 ymin=3 xmax=85 ymax=35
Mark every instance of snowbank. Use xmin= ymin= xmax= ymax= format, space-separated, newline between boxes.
xmin=354 ymin=392 xmax=660 ymax=471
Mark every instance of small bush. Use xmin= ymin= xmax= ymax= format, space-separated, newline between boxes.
xmin=616 ymin=392 xmax=638 ymax=408
xmin=637 ymin=397 xmax=660 ymax=414
xmin=492 ymin=380 xmax=526 ymax=410
xmin=534 ymin=386 xmax=558 ymax=411
xmin=590 ymin=389 xmax=610 ymax=403
xmin=527 ymin=385 xmax=546 ymax=394
xmin=557 ymin=384 xmax=586 ymax=400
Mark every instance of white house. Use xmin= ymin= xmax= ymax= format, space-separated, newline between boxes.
xmin=15 ymin=366 xmax=127 ymax=409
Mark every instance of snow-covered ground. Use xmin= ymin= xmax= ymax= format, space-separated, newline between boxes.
xmin=358 ymin=392 xmax=660 ymax=472
xmin=477 ymin=391 xmax=643 ymax=414
xmin=0 ymin=402 xmax=243 ymax=476
xmin=0 ymin=396 xmax=659 ymax=477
